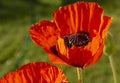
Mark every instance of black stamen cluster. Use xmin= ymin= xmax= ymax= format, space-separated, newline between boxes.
xmin=64 ymin=31 xmax=90 ymax=48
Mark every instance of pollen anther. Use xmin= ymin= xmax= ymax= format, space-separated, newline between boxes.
xmin=64 ymin=31 xmax=90 ymax=48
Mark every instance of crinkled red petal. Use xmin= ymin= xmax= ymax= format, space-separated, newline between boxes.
xmin=29 ymin=20 xmax=59 ymax=48
xmin=0 ymin=62 xmax=68 ymax=83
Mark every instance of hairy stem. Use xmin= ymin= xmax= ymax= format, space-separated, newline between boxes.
xmin=109 ymin=55 xmax=117 ymax=83
xmin=77 ymin=68 xmax=83 ymax=83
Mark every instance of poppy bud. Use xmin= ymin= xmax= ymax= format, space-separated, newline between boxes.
xmin=104 ymin=32 xmax=115 ymax=56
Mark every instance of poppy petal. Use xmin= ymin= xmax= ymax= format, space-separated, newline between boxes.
xmin=56 ymin=37 xmax=90 ymax=68
xmin=29 ymin=20 xmax=59 ymax=48
xmin=56 ymin=35 xmax=103 ymax=68
xmin=100 ymin=16 xmax=112 ymax=39
xmin=84 ymin=16 xmax=112 ymax=67
xmin=43 ymin=48 xmax=68 ymax=65
xmin=29 ymin=20 xmax=68 ymax=65
xmin=88 ymin=3 xmax=103 ymax=37
xmin=85 ymin=41 xmax=104 ymax=67
xmin=53 ymin=2 xmax=103 ymax=37
xmin=0 ymin=62 xmax=68 ymax=83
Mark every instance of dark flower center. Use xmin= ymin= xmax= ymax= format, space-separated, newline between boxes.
xmin=64 ymin=31 xmax=90 ymax=48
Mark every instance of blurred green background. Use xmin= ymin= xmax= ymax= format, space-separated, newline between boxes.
xmin=0 ymin=0 xmax=120 ymax=83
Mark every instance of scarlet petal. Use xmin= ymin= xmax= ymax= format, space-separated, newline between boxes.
xmin=100 ymin=16 xmax=112 ymax=39
xmin=0 ymin=62 xmax=68 ymax=83
xmin=29 ymin=20 xmax=59 ymax=48
xmin=85 ymin=41 xmax=104 ymax=67
xmin=56 ymin=36 xmax=103 ymax=68
xmin=53 ymin=2 xmax=103 ymax=37
xmin=43 ymin=48 xmax=68 ymax=65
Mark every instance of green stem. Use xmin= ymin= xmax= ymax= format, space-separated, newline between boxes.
xmin=77 ymin=68 xmax=83 ymax=83
xmin=108 ymin=55 xmax=117 ymax=83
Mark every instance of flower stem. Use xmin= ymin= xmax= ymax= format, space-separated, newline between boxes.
xmin=108 ymin=55 xmax=117 ymax=83
xmin=77 ymin=68 xmax=83 ymax=83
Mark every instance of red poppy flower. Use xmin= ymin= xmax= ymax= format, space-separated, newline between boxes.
xmin=29 ymin=2 xmax=112 ymax=68
xmin=0 ymin=62 xmax=68 ymax=83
